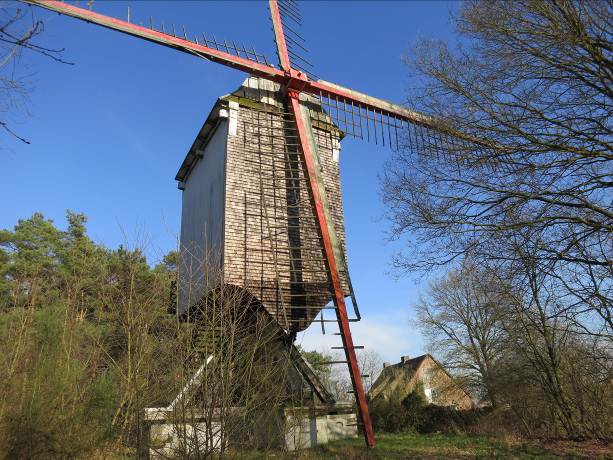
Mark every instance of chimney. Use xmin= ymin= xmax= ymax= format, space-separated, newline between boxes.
xmin=383 ymin=362 xmax=391 ymax=369
xmin=401 ymin=355 xmax=410 ymax=364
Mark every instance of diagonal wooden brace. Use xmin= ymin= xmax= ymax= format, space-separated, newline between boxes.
xmin=287 ymin=91 xmax=375 ymax=448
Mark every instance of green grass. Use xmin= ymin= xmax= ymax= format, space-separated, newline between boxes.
xmin=235 ymin=432 xmax=611 ymax=459
xmin=300 ymin=432 xmax=577 ymax=459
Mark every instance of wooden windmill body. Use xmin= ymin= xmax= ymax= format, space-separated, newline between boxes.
xmin=23 ymin=0 xmax=454 ymax=447
xmin=177 ymin=77 xmax=350 ymax=334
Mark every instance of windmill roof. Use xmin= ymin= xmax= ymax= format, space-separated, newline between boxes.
xmin=175 ymin=98 xmax=224 ymax=183
xmin=175 ymin=77 xmax=343 ymax=183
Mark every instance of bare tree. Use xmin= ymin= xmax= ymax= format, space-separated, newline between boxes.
xmin=317 ymin=349 xmax=383 ymax=401
xmin=383 ymin=0 xmax=612 ymax=340
xmin=0 ymin=2 xmax=71 ymax=144
xmin=493 ymin=232 xmax=612 ymax=439
xmin=415 ymin=261 xmax=508 ymax=407
xmin=172 ymin=288 xmax=304 ymax=457
xmin=502 ymin=244 xmax=579 ymax=436
xmin=415 ymin=252 xmax=613 ymax=438
xmin=146 ymin=246 xmax=315 ymax=458
xmin=357 ymin=349 xmax=384 ymax=393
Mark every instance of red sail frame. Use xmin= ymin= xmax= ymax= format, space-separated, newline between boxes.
xmin=24 ymin=0 xmax=435 ymax=129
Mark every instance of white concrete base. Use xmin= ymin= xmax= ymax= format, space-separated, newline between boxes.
xmin=149 ymin=421 xmax=222 ymax=459
xmin=285 ymin=413 xmax=358 ymax=451
xmin=145 ymin=408 xmax=222 ymax=459
xmin=145 ymin=406 xmax=358 ymax=457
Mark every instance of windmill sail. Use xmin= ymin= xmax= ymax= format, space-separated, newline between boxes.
xmin=25 ymin=1 xmax=450 ymax=139
xmin=269 ymin=0 xmax=318 ymax=80
xmin=24 ymin=0 xmax=282 ymax=81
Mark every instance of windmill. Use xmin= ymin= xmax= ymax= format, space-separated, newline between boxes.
xmin=23 ymin=0 xmax=449 ymax=448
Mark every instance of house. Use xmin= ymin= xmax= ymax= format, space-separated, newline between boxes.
xmin=368 ymin=354 xmax=474 ymax=410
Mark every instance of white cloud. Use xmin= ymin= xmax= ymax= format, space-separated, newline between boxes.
xmin=295 ymin=313 xmax=424 ymax=364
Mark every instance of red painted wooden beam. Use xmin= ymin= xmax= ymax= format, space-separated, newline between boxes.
xmin=268 ymin=0 xmax=291 ymax=72
xmin=287 ymin=92 xmax=376 ymax=448
xmin=24 ymin=0 xmax=286 ymax=83
xmin=307 ymin=79 xmax=434 ymax=127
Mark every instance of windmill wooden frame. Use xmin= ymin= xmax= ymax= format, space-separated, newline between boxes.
xmin=22 ymin=0 xmax=451 ymax=447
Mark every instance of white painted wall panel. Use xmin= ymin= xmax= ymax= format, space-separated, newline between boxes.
xmin=178 ymin=119 xmax=228 ymax=313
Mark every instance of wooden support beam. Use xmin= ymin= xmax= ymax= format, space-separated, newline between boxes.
xmin=287 ymin=92 xmax=375 ymax=448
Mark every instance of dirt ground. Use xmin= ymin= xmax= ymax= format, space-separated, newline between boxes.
xmin=540 ymin=438 xmax=613 ymax=459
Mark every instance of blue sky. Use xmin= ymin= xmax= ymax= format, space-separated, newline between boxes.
xmin=1 ymin=1 xmax=459 ymax=363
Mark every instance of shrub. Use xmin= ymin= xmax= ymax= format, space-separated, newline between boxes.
xmin=370 ymin=384 xmax=493 ymax=436
xmin=369 ymin=392 xmax=410 ymax=433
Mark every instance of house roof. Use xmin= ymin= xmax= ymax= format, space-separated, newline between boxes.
xmin=367 ymin=353 xmax=473 ymax=405
xmin=368 ymin=354 xmax=429 ymax=400
xmin=391 ymin=354 xmax=429 ymax=370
